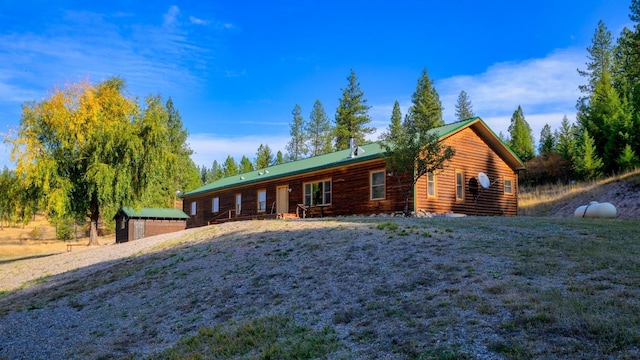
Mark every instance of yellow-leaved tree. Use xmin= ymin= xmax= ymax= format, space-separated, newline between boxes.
xmin=11 ymin=77 xmax=195 ymax=245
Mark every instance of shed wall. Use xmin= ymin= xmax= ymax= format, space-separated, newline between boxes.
xmin=116 ymin=218 xmax=186 ymax=243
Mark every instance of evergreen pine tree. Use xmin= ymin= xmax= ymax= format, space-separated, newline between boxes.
xmin=406 ymin=68 xmax=444 ymax=132
xmin=307 ymin=99 xmax=333 ymax=156
xmin=255 ymin=144 xmax=274 ymax=169
xmin=286 ymin=104 xmax=308 ymax=161
xmin=199 ymin=165 xmax=208 ymax=185
xmin=555 ymin=115 xmax=578 ymax=163
xmin=617 ymin=1 xmax=640 ymax=116
xmin=210 ymin=160 xmax=222 ymax=182
xmin=239 ymin=155 xmax=254 ymax=173
xmin=334 ymin=69 xmax=373 ymax=150
xmin=507 ymin=106 xmax=535 ymax=162
xmin=577 ymin=20 xmax=633 ymax=172
xmin=538 ymin=124 xmax=556 ymax=158
xmin=616 ymin=144 xmax=639 ymax=171
xmin=223 ymin=156 xmax=238 ymax=177
xmin=454 ymin=90 xmax=475 ymax=121
xmin=575 ymin=128 xmax=604 ymax=180
xmin=388 ymin=101 xmax=403 ymax=140
xmin=276 ymin=151 xmax=285 ymax=165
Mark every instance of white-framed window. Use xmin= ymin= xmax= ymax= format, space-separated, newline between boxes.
xmin=427 ymin=172 xmax=436 ymax=198
xmin=504 ymin=178 xmax=514 ymax=195
xmin=370 ymin=170 xmax=386 ymax=200
xmin=257 ymin=189 xmax=266 ymax=212
xmin=212 ymin=197 xmax=219 ymax=213
xmin=235 ymin=193 xmax=242 ymax=215
xmin=304 ymin=179 xmax=331 ymax=206
xmin=190 ymin=201 xmax=197 ymax=215
xmin=455 ymin=171 xmax=464 ymax=201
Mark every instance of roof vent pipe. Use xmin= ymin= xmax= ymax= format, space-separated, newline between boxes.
xmin=349 ymin=137 xmax=355 ymax=158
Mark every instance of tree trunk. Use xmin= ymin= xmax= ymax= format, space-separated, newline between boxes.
xmin=88 ymin=208 xmax=100 ymax=246
xmin=404 ymin=192 xmax=411 ymax=217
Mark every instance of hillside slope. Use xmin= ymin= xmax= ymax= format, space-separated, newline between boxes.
xmin=1 ymin=217 xmax=639 ymax=359
xmin=520 ymin=171 xmax=640 ymax=219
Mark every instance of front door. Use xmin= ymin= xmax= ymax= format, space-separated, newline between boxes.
xmin=235 ymin=193 xmax=242 ymax=216
xmin=276 ymin=185 xmax=289 ymax=214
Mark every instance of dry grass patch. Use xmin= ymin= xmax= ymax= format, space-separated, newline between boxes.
xmin=519 ymin=168 xmax=640 ymax=217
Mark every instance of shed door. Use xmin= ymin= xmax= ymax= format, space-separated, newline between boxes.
xmin=133 ymin=220 xmax=145 ymax=240
xmin=276 ymin=185 xmax=289 ymax=214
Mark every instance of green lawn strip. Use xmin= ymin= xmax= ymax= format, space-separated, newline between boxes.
xmin=155 ymin=314 xmax=338 ymax=359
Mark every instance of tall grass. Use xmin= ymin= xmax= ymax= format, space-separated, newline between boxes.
xmin=519 ymin=168 xmax=640 ymax=216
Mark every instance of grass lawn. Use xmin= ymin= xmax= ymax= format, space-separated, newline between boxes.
xmin=2 ymin=216 xmax=637 ymax=359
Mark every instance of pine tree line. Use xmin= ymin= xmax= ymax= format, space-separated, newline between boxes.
xmin=197 ymin=145 xmax=286 ymax=185
xmin=522 ymin=4 xmax=640 ymax=184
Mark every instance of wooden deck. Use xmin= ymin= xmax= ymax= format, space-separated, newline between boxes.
xmin=209 ymin=213 xmax=299 ymax=225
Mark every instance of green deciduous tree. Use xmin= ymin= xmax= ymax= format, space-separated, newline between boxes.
xmin=286 ymin=104 xmax=308 ymax=161
xmin=507 ymin=106 xmax=535 ymax=162
xmin=454 ymin=90 xmax=475 ymax=121
xmin=406 ymin=68 xmax=444 ymax=132
xmin=0 ymin=167 xmax=19 ymax=229
xmin=334 ymin=69 xmax=373 ymax=150
xmin=307 ymin=100 xmax=333 ymax=156
xmin=11 ymin=77 xmax=152 ymax=245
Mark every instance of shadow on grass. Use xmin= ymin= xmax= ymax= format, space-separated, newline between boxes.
xmin=0 ymin=252 xmax=64 ymax=265
xmin=0 ymin=217 xmax=639 ymax=359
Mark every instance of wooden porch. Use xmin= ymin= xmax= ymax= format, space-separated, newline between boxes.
xmin=207 ymin=204 xmax=318 ymax=225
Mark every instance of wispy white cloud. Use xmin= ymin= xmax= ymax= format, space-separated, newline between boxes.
xmin=0 ymin=5 xmax=221 ymax=125
xmin=438 ymin=47 xmax=586 ymax=138
xmin=365 ymin=48 xmax=584 ymax=146
xmin=189 ymin=16 xmax=210 ymax=25
xmin=163 ymin=5 xmax=180 ymax=27
xmin=188 ymin=133 xmax=290 ymax=168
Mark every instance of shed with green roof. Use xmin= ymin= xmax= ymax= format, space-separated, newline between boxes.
xmin=114 ymin=207 xmax=189 ymax=243
xmin=182 ymin=117 xmax=525 ymax=227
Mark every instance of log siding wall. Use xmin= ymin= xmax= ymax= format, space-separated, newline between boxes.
xmin=184 ymin=125 xmax=520 ymax=228
xmin=185 ymin=158 xmax=409 ymax=228
xmin=415 ymin=127 xmax=519 ymax=216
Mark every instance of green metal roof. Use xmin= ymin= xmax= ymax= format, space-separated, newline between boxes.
xmin=183 ymin=142 xmax=385 ymax=198
xmin=119 ymin=207 xmax=190 ymax=220
xmin=183 ymin=117 xmax=525 ymax=198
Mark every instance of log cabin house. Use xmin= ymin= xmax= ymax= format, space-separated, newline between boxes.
xmin=182 ymin=117 xmax=525 ymax=228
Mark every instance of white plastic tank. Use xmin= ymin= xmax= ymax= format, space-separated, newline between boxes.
xmin=574 ymin=201 xmax=617 ymax=219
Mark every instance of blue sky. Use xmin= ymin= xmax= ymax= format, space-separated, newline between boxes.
xmin=0 ymin=1 xmax=634 ymax=168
